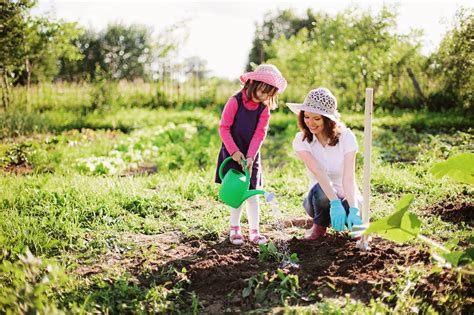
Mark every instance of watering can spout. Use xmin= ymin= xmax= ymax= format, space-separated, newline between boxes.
xmin=243 ymin=189 xmax=265 ymax=201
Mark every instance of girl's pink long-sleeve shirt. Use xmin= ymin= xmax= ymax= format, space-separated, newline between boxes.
xmin=219 ymin=91 xmax=270 ymax=159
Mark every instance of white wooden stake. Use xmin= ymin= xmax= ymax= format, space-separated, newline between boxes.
xmin=362 ymin=88 xmax=373 ymax=225
xmin=358 ymin=88 xmax=373 ymax=250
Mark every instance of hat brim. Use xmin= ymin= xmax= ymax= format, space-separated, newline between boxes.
xmin=286 ymin=103 xmax=340 ymax=121
xmin=240 ymin=72 xmax=287 ymax=93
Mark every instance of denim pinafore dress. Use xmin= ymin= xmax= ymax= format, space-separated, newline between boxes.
xmin=215 ymin=92 xmax=265 ymax=190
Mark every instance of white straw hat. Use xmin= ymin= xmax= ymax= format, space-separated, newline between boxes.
xmin=287 ymin=88 xmax=340 ymax=121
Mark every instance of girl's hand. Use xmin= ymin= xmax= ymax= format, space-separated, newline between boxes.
xmin=232 ymin=151 xmax=245 ymax=168
xmin=245 ymin=157 xmax=254 ymax=176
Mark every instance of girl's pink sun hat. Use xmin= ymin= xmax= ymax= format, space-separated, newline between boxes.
xmin=240 ymin=64 xmax=287 ymax=93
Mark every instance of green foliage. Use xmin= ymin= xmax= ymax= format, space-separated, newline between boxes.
xmin=0 ymin=143 xmax=32 ymax=167
xmin=19 ymin=16 xmax=84 ymax=84
xmin=242 ymin=269 xmax=300 ymax=304
xmin=442 ymin=249 xmax=473 ymax=267
xmin=430 ymin=8 xmax=473 ymax=109
xmin=363 ymin=195 xmax=421 ymax=244
xmin=89 ymin=68 xmax=119 ymax=112
xmin=0 ymin=100 xmax=472 ymax=312
xmin=0 ymin=249 xmax=69 ymax=314
xmin=59 ymin=22 xmax=180 ymax=82
xmin=429 ymin=152 xmax=474 ymax=185
xmin=249 ymin=6 xmax=472 ymax=110
xmin=258 ymin=242 xmax=299 ymax=265
xmin=246 ymin=8 xmax=318 ymax=69
xmin=262 ymin=6 xmax=427 ymax=111
xmin=71 ymin=267 xmax=192 ymax=313
xmin=0 ymin=0 xmax=36 ymax=73
xmin=259 ymin=242 xmax=281 ymax=262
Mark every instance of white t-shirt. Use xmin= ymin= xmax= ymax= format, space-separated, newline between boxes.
xmin=292 ymin=127 xmax=359 ymax=198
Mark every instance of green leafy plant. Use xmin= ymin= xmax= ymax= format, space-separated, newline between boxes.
xmin=363 ymin=195 xmax=421 ymax=244
xmin=1 ymin=143 xmax=32 ymax=167
xmin=429 ymin=152 xmax=474 ymax=184
xmin=258 ymin=241 xmax=299 ymax=265
xmin=363 ymin=196 xmax=473 ymax=268
xmin=0 ymin=249 xmax=69 ymax=313
xmin=273 ymin=269 xmax=300 ymax=302
xmin=242 ymin=272 xmax=268 ymax=304
xmin=242 ymin=269 xmax=300 ymax=304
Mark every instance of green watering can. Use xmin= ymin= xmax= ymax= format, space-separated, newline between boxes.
xmin=218 ymin=156 xmax=265 ymax=208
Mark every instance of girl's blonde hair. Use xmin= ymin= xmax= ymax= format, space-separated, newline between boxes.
xmin=243 ymin=80 xmax=279 ymax=110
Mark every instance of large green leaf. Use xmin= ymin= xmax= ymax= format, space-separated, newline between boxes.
xmin=363 ymin=195 xmax=421 ymax=244
xmin=441 ymin=248 xmax=473 ymax=267
xmin=429 ymin=152 xmax=474 ymax=185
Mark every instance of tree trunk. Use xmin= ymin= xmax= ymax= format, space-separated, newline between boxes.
xmin=397 ymin=65 xmax=401 ymax=100
xmin=1 ymin=68 xmax=11 ymax=110
xmin=26 ymin=57 xmax=31 ymax=105
xmin=406 ymin=67 xmax=425 ymax=101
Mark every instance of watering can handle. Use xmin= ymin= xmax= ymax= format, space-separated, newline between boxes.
xmin=218 ymin=156 xmax=249 ymax=182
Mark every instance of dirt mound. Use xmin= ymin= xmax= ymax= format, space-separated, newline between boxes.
xmin=158 ymin=235 xmax=471 ymax=313
xmin=1 ymin=163 xmax=33 ymax=175
xmin=424 ymin=199 xmax=474 ymax=226
xmin=122 ymin=163 xmax=158 ymax=176
xmin=78 ymin=231 xmax=473 ymax=313
xmin=287 ymin=236 xmax=429 ymax=301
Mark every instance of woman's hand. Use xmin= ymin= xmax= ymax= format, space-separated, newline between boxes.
xmin=232 ymin=151 xmax=245 ymax=168
xmin=329 ymin=199 xmax=346 ymax=232
xmin=346 ymin=207 xmax=363 ymax=231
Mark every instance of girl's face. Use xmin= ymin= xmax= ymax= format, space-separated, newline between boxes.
xmin=304 ymin=112 xmax=325 ymax=135
xmin=254 ymin=87 xmax=271 ymax=102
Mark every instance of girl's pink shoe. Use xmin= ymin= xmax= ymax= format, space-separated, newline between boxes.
xmin=229 ymin=225 xmax=244 ymax=245
xmin=249 ymin=229 xmax=267 ymax=245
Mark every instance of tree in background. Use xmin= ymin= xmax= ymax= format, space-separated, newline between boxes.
xmin=58 ymin=22 xmax=181 ymax=82
xmin=262 ymin=6 xmax=425 ymax=110
xmin=246 ymin=9 xmax=317 ymax=71
xmin=248 ymin=6 xmax=472 ymax=111
xmin=0 ymin=0 xmax=35 ymax=108
xmin=99 ymin=24 xmax=154 ymax=81
xmin=58 ymin=29 xmax=101 ymax=82
xmin=430 ymin=8 xmax=473 ymax=109
xmin=18 ymin=16 xmax=83 ymax=86
xmin=0 ymin=0 xmax=82 ymax=108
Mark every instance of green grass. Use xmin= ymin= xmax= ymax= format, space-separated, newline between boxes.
xmin=0 ymin=91 xmax=473 ymax=312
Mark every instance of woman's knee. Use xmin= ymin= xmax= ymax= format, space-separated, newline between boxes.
xmin=309 ymin=184 xmax=330 ymax=211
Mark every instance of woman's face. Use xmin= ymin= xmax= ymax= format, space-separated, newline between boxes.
xmin=303 ymin=112 xmax=324 ymax=134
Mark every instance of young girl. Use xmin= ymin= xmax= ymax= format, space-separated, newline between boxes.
xmin=287 ymin=88 xmax=363 ymax=240
xmin=215 ymin=64 xmax=287 ymax=245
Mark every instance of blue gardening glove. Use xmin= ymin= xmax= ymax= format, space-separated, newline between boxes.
xmin=329 ymin=199 xmax=346 ymax=232
xmin=346 ymin=206 xmax=363 ymax=231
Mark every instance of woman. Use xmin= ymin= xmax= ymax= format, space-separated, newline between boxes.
xmin=287 ymin=88 xmax=363 ymax=240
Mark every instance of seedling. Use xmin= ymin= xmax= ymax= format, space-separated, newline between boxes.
xmin=242 ymin=269 xmax=300 ymax=304
xmin=258 ymin=241 xmax=299 ymax=265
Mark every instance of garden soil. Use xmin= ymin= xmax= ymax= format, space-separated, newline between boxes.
xmin=423 ymin=198 xmax=474 ymax=227
xmin=180 ymin=235 xmax=472 ymax=313
xmin=85 ymin=219 xmax=473 ymax=314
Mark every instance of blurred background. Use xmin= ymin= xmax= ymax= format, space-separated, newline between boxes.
xmin=1 ymin=0 xmax=472 ymax=120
